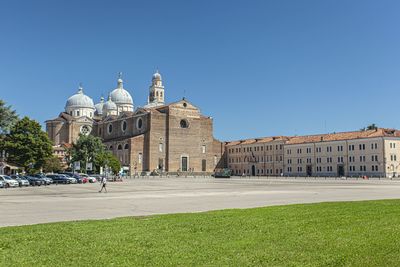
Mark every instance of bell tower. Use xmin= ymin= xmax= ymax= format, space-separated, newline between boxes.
xmin=148 ymin=70 xmax=165 ymax=105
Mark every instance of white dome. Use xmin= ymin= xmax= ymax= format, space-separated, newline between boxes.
xmin=94 ymin=97 xmax=105 ymax=115
xmin=65 ymin=86 xmax=95 ymax=110
xmin=152 ymin=71 xmax=162 ymax=81
xmin=103 ymin=95 xmax=117 ymax=113
xmin=110 ymin=79 xmax=134 ymax=105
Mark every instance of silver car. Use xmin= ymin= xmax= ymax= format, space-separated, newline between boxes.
xmin=0 ymin=180 xmax=4 ymax=188
xmin=0 ymin=175 xmax=19 ymax=188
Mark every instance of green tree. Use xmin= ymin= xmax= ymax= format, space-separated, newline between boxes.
xmin=2 ymin=117 xmax=53 ymax=173
xmin=70 ymin=134 xmax=105 ymax=173
xmin=366 ymin=123 xmax=378 ymax=130
xmin=94 ymin=151 xmax=121 ymax=175
xmin=360 ymin=124 xmax=378 ymax=131
xmin=0 ymin=99 xmax=18 ymax=134
xmin=43 ymin=156 xmax=62 ymax=173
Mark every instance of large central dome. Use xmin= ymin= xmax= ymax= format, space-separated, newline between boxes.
xmin=110 ymin=78 xmax=134 ymax=106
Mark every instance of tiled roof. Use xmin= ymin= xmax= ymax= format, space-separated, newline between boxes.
xmin=286 ymin=128 xmax=400 ymax=145
xmin=225 ymin=129 xmax=400 ymax=147
xmin=225 ymin=136 xmax=288 ymax=146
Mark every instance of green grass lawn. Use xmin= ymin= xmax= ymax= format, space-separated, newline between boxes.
xmin=1 ymin=200 xmax=400 ymax=266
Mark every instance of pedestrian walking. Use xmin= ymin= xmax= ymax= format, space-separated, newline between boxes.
xmin=99 ymin=176 xmax=107 ymax=193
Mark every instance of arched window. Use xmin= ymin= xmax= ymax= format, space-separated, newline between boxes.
xmin=121 ymin=121 xmax=127 ymax=132
xmin=124 ymin=144 xmax=129 ymax=150
xmin=118 ymin=144 xmax=123 ymax=150
xmin=160 ymin=92 xmax=163 ymax=97
xmin=109 ymin=145 xmax=113 ymax=150
xmin=108 ymin=124 xmax=113 ymax=134
xmin=136 ymin=118 xmax=143 ymax=129
xmin=156 ymin=91 xmax=159 ymax=97
xmin=180 ymin=119 xmax=189 ymax=128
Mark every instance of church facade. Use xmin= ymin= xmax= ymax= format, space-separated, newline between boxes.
xmin=46 ymin=72 xmax=225 ymax=174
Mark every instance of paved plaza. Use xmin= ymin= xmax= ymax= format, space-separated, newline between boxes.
xmin=1 ymin=177 xmax=400 ymax=227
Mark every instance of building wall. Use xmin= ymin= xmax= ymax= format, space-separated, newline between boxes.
xmin=384 ymin=138 xmax=400 ymax=177
xmin=284 ymin=137 xmax=387 ymax=177
xmin=147 ymin=111 xmax=167 ymax=171
xmin=166 ymin=102 xmax=215 ymax=172
xmin=226 ymin=139 xmax=285 ymax=176
xmin=98 ymin=113 xmax=148 ymax=142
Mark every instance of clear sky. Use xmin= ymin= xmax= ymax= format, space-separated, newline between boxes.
xmin=1 ymin=0 xmax=399 ymax=141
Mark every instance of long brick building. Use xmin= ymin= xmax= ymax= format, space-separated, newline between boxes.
xmin=225 ymin=128 xmax=400 ymax=178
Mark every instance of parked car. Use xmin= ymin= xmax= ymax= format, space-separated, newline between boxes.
xmin=24 ymin=176 xmax=43 ymax=186
xmin=46 ymin=174 xmax=70 ymax=184
xmin=91 ymin=174 xmax=104 ymax=183
xmin=78 ymin=173 xmax=94 ymax=183
xmin=10 ymin=175 xmax=30 ymax=187
xmin=0 ymin=180 xmax=4 ymax=188
xmin=0 ymin=175 xmax=19 ymax=188
xmin=213 ymin=168 xmax=232 ymax=178
xmin=59 ymin=173 xmax=82 ymax=183
xmin=71 ymin=174 xmax=85 ymax=184
xmin=34 ymin=173 xmax=54 ymax=184
xmin=59 ymin=174 xmax=77 ymax=184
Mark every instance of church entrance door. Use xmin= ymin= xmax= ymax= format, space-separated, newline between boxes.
xmin=181 ymin=157 xmax=188 ymax=172
xmin=251 ymin=165 xmax=256 ymax=176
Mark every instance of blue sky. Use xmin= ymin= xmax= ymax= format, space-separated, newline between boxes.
xmin=1 ymin=0 xmax=399 ymax=141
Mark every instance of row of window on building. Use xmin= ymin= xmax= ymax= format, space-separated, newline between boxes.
xmin=232 ymin=168 xmax=283 ymax=175
xmin=287 ymin=155 xmax=382 ymax=165
xmin=109 ymin=144 xmax=130 ymax=150
xmin=227 ymin=144 xmax=283 ymax=154
xmin=287 ymin=143 xmax=382 ymax=155
xmin=228 ymin=155 xmax=283 ymax=163
xmin=287 ymin=165 xmax=380 ymax=173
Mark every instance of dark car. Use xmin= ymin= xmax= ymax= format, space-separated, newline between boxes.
xmin=46 ymin=174 xmax=70 ymax=184
xmin=24 ymin=176 xmax=43 ymax=186
xmin=213 ymin=168 xmax=232 ymax=178
xmin=59 ymin=173 xmax=84 ymax=184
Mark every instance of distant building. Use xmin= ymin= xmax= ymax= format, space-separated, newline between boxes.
xmin=226 ymin=136 xmax=288 ymax=176
xmin=46 ymin=71 xmax=224 ymax=174
xmin=284 ymin=129 xmax=400 ymax=177
xmin=225 ymin=128 xmax=400 ymax=178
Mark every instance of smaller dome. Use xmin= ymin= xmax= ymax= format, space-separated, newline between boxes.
xmin=65 ymin=86 xmax=95 ymax=110
xmin=94 ymin=96 xmax=105 ymax=115
xmin=102 ymin=95 xmax=117 ymax=114
xmin=152 ymin=70 xmax=162 ymax=81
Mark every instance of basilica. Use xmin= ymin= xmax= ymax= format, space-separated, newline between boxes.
xmin=46 ymin=71 xmax=225 ymax=174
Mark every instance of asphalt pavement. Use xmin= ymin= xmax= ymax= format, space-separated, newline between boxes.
xmin=1 ymin=177 xmax=400 ymax=227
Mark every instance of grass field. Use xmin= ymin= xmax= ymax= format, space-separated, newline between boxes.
xmin=1 ymin=200 xmax=400 ymax=266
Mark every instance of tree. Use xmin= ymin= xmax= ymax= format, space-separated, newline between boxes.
xmin=360 ymin=124 xmax=378 ymax=131
xmin=0 ymin=99 xmax=18 ymax=134
xmin=2 ymin=117 xmax=53 ymax=173
xmin=104 ymin=152 xmax=121 ymax=175
xmin=43 ymin=156 xmax=62 ymax=173
xmin=70 ymin=134 xmax=106 ymax=173
xmin=367 ymin=123 xmax=378 ymax=130
xmin=94 ymin=151 xmax=121 ymax=175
